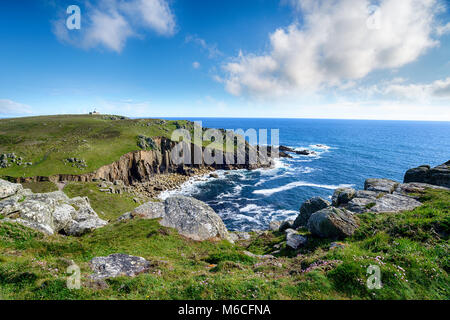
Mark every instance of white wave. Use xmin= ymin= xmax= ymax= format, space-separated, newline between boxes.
xmin=309 ymin=144 xmax=332 ymax=150
xmin=253 ymin=181 xmax=354 ymax=196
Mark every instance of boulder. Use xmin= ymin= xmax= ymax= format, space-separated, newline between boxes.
xmin=364 ymin=178 xmax=399 ymax=194
xmin=394 ymin=182 xmax=449 ymax=198
xmin=286 ymin=232 xmax=307 ymax=249
xmin=347 ymin=197 xmax=376 ymax=213
xmin=89 ymin=254 xmax=151 ymax=280
xmin=370 ymin=194 xmax=422 ymax=213
xmin=0 ymin=179 xmax=23 ymax=199
xmin=0 ymin=179 xmax=107 ymax=236
xmin=307 ymin=207 xmax=358 ymax=239
xmin=269 ymin=220 xmax=282 ymax=231
xmin=120 ymin=196 xmax=232 ymax=242
xmin=293 ymin=197 xmax=330 ymax=228
xmin=279 ymin=219 xmax=294 ymax=232
xmin=404 ymin=161 xmax=450 ymax=188
xmin=332 ymin=188 xmax=356 ymax=207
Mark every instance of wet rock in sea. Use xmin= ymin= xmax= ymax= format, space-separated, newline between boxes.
xmin=89 ymin=254 xmax=151 ymax=280
xmin=307 ymin=207 xmax=358 ymax=239
xmin=293 ymin=196 xmax=330 ymax=228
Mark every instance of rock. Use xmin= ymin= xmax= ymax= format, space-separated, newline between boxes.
xmin=279 ymin=219 xmax=294 ymax=232
xmin=370 ymin=194 xmax=422 ymax=213
xmin=269 ymin=220 xmax=282 ymax=231
xmin=394 ymin=182 xmax=449 ymax=197
xmin=364 ymin=178 xmax=399 ymax=193
xmin=0 ymin=179 xmax=23 ymax=199
xmin=209 ymin=173 xmax=219 ymax=178
xmin=332 ymin=188 xmax=356 ymax=207
xmin=243 ymin=251 xmax=275 ymax=260
xmin=0 ymin=179 xmax=107 ymax=236
xmin=235 ymin=231 xmax=251 ymax=240
xmin=307 ymin=207 xmax=358 ymax=239
xmin=286 ymin=233 xmax=307 ymax=249
xmin=354 ymin=190 xmax=379 ymax=199
xmin=347 ymin=197 xmax=376 ymax=213
xmin=293 ymin=197 xmax=330 ymax=228
xmin=120 ymin=196 xmax=232 ymax=242
xmin=329 ymin=242 xmax=346 ymax=250
xmin=404 ymin=161 xmax=450 ymax=188
xmin=89 ymin=254 xmax=151 ymax=280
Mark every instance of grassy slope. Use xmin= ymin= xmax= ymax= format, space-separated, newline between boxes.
xmin=0 ymin=115 xmax=190 ymax=178
xmin=0 ymin=187 xmax=448 ymax=300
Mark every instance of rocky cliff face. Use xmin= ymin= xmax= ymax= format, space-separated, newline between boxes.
xmin=404 ymin=161 xmax=450 ymax=188
xmin=12 ymin=137 xmax=274 ymax=186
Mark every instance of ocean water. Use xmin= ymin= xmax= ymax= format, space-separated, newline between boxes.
xmin=160 ymin=118 xmax=450 ymax=231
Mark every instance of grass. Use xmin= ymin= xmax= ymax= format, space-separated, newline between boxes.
xmin=0 ymin=115 xmax=191 ymax=178
xmin=0 ymin=188 xmax=448 ymax=300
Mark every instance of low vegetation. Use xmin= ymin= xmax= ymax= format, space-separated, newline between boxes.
xmin=0 ymin=186 xmax=448 ymax=300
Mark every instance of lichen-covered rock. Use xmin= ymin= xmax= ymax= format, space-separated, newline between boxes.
xmin=394 ymin=182 xmax=449 ymax=198
xmin=279 ymin=219 xmax=294 ymax=232
xmin=89 ymin=254 xmax=151 ymax=280
xmin=364 ymin=178 xmax=399 ymax=193
xmin=332 ymin=188 xmax=356 ymax=207
xmin=0 ymin=179 xmax=23 ymax=199
xmin=404 ymin=161 xmax=450 ymax=188
xmin=293 ymin=197 xmax=330 ymax=228
xmin=347 ymin=197 xmax=376 ymax=213
xmin=120 ymin=196 xmax=232 ymax=242
xmin=370 ymin=194 xmax=422 ymax=213
xmin=286 ymin=232 xmax=307 ymax=249
xmin=0 ymin=179 xmax=107 ymax=236
xmin=307 ymin=207 xmax=358 ymax=239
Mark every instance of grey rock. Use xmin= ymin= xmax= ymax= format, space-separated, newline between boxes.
xmin=370 ymin=194 xmax=422 ymax=213
xmin=235 ymin=231 xmax=251 ymax=240
xmin=394 ymin=182 xmax=449 ymax=198
xmin=286 ymin=233 xmax=307 ymax=249
xmin=354 ymin=190 xmax=379 ymax=199
xmin=269 ymin=220 xmax=281 ymax=231
xmin=120 ymin=196 xmax=232 ymax=242
xmin=0 ymin=179 xmax=107 ymax=236
xmin=332 ymin=188 xmax=356 ymax=207
xmin=243 ymin=251 xmax=275 ymax=260
xmin=0 ymin=179 xmax=23 ymax=199
xmin=404 ymin=161 xmax=450 ymax=188
xmin=293 ymin=197 xmax=330 ymax=228
xmin=307 ymin=207 xmax=358 ymax=239
xmin=364 ymin=178 xmax=399 ymax=194
xmin=347 ymin=197 xmax=376 ymax=213
xmin=279 ymin=219 xmax=294 ymax=232
xmin=89 ymin=254 xmax=151 ymax=280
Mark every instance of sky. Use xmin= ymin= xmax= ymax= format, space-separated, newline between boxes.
xmin=0 ymin=0 xmax=450 ymax=120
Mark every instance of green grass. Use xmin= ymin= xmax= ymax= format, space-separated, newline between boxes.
xmin=0 ymin=188 xmax=448 ymax=300
xmin=0 ymin=115 xmax=191 ymax=178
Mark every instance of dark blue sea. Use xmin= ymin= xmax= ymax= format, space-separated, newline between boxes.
xmin=160 ymin=118 xmax=450 ymax=231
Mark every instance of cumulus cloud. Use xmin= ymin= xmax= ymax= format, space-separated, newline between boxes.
xmin=185 ymin=35 xmax=223 ymax=58
xmin=368 ymin=77 xmax=450 ymax=101
xmin=53 ymin=0 xmax=176 ymax=52
xmin=222 ymin=0 xmax=443 ymax=97
xmin=192 ymin=61 xmax=200 ymax=69
xmin=0 ymin=99 xmax=32 ymax=115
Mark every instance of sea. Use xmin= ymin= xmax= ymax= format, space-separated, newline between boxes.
xmin=159 ymin=118 xmax=450 ymax=231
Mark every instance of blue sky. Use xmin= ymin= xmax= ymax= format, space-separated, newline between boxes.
xmin=1 ymin=0 xmax=450 ymax=120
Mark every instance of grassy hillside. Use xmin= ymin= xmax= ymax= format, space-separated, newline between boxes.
xmin=0 ymin=187 xmax=448 ymax=300
xmin=0 ymin=114 xmax=192 ymax=178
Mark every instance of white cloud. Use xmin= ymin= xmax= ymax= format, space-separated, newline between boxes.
xmin=185 ymin=35 xmax=223 ymax=58
xmin=436 ymin=22 xmax=450 ymax=35
xmin=222 ymin=0 xmax=442 ymax=97
xmin=368 ymin=77 xmax=450 ymax=101
xmin=192 ymin=61 xmax=201 ymax=69
xmin=53 ymin=0 xmax=176 ymax=52
xmin=0 ymin=99 xmax=32 ymax=115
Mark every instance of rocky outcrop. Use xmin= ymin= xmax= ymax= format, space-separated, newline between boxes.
xmin=394 ymin=182 xmax=449 ymax=198
xmin=89 ymin=254 xmax=151 ymax=280
xmin=11 ymin=137 xmax=275 ymax=186
xmin=285 ymin=229 xmax=307 ymax=249
xmin=332 ymin=188 xmax=356 ymax=207
xmin=364 ymin=178 xmax=399 ymax=193
xmin=119 ymin=196 xmax=233 ymax=242
xmin=307 ymin=207 xmax=358 ymax=239
xmin=293 ymin=196 xmax=330 ymax=228
xmin=404 ymin=161 xmax=450 ymax=188
xmin=279 ymin=145 xmax=317 ymax=156
xmin=0 ymin=179 xmax=107 ymax=235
